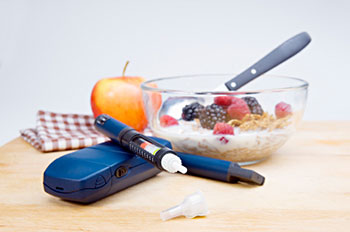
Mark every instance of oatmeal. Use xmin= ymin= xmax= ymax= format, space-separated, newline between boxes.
xmin=153 ymin=96 xmax=295 ymax=163
xmin=152 ymin=119 xmax=294 ymax=163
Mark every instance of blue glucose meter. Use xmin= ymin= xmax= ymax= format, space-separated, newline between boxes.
xmin=43 ymin=137 xmax=171 ymax=203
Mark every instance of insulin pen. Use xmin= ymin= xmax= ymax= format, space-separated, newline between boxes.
xmin=176 ymin=152 xmax=265 ymax=185
xmin=94 ymin=114 xmax=187 ymax=174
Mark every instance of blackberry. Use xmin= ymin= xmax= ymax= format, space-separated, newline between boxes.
xmin=242 ymin=97 xmax=264 ymax=115
xmin=182 ymin=102 xmax=204 ymax=121
xmin=199 ymin=103 xmax=227 ymax=129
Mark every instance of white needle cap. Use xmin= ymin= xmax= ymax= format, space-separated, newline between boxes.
xmin=160 ymin=191 xmax=209 ymax=221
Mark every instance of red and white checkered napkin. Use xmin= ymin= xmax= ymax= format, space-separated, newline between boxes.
xmin=20 ymin=110 xmax=109 ymax=152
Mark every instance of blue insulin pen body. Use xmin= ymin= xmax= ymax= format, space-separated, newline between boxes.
xmin=176 ymin=152 xmax=264 ymax=185
xmin=95 ymin=114 xmax=265 ymax=186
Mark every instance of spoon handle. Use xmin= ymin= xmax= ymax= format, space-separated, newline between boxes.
xmin=225 ymin=32 xmax=311 ymax=91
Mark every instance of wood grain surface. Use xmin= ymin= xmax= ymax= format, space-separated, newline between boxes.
xmin=0 ymin=121 xmax=349 ymax=231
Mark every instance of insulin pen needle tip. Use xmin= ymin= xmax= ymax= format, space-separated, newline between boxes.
xmin=172 ymin=161 xmax=187 ymax=174
xmin=177 ymin=164 xmax=187 ymax=174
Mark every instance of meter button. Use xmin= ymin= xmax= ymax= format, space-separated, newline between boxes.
xmin=115 ymin=166 xmax=128 ymax=178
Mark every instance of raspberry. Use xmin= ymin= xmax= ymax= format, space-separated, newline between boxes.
xmin=213 ymin=122 xmax=234 ymax=135
xmin=182 ymin=102 xmax=204 ymax=121
xmin=242 ymin=96 xmax=264 ymax=115
xmin=214 ymin=96 xmax=232 ymax=107
xmin=219 ymin=136 xmax=229 ymax=144
xmin=160 ymin=115 xmax=179 ymax=127
xmin=275 ymin=102 xmax=292 ymax=119
xmin=199 ymin=104 xmax=227 ymax=129
xmin=227 ymin=97 xmax=250 ymax=120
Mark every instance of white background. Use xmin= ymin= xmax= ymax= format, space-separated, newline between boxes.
xmin=0 ymin=0 xmax=349 ymax=145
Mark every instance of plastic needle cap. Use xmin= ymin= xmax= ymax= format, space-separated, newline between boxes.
xmin=161 ymin=153 xmax=187 ymax=174
xmin=160 ymin=191 xmax=209 ymax=221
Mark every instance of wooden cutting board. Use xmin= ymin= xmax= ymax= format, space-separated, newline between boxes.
xmin=0 ymin=121 xmax=349 ymax=232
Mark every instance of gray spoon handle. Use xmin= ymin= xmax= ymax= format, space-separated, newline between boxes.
xmin=225 ymin=32 xmax=312 ymax=91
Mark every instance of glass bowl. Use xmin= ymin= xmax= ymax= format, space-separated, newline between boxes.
xmin=141 ymin=74 xmax=308 ymax=165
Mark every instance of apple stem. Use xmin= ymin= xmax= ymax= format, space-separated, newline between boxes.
xmin=122 ymin=61 xmax=130 ymax=77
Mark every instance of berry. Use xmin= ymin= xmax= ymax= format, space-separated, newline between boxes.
xmin=219 ymin=136 xmax=229 ymax=144
xmin=160 ymin=115 xmax=179 ymax=127
xmin=182 ymin=102 xmax=204 ymax=121
xmin=199 ymin=104 xmax=227 ymax=129
xmin=213 ymin=122 xmax=234 ymax=135
xmin=227 ymin=97 xmax=250 ymax=120
xmin=275 ymin=102 xmax=292 ymax=119
xmin=214 ymin=96 xmax=232 ymax=107
xmin=242 ymin=96 xmax=264 ymax=115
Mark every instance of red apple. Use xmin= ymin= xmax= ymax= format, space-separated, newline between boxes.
xmin=90 ymin=62 xmax=161 ymax=132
